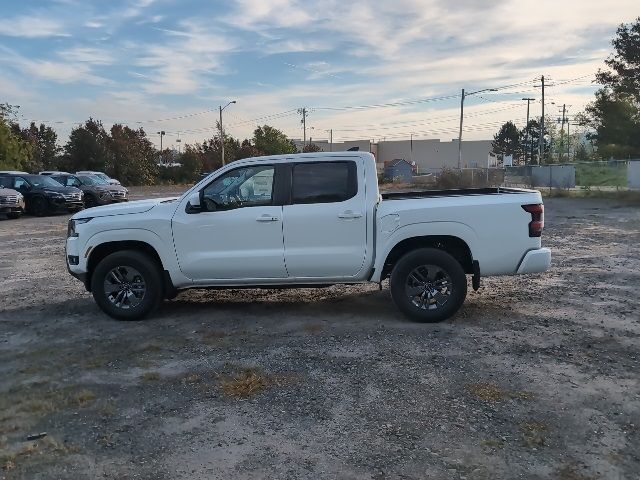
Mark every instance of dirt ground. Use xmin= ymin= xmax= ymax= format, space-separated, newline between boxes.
xmin=0 ymin=190 xmax=638 ymax=480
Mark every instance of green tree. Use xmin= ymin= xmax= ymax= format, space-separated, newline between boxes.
xmin=252 ymin=125 xmax=296 ymax=155
xmin=108 ymin=124 xmax=157 ymax=186
xmin=0 ymin=105 xmax=32 ymax=171
xmin=17 ymin=122 xmax=60 ymax=172
xmin=596 ymin=17 xmax=640 ymax=102
xmin=583 ymin=18 xmax=640 ymax=159
xmin=302 ymin=143 xmax=322 ymax=153
xmin=235 ymin=139 xmax=263 ymax=160
xmin=492 ymin=121 xmax=521 ymax=160
xmin=61 ymin=118 xmax=110 ymax=172
xmin=520 ymin=119 xmax=552 ymax=164
xmin=585 ymin=90 xmax=640 ymax=158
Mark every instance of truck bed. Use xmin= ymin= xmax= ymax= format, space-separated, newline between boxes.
xmin=381 ymin=187 xmax=532 ymax=200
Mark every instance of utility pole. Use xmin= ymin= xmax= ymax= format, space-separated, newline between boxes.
xmin=566 ymin=117 xmax=571 ymax=162
xmin=410 ymin=133 xmax=413 ymax=164
xmin=298 ymin=107 xmax=308 ymax=147
xmin=329 ymin=129 xmax=333 ymax=152
xmin=458 ymin=87 xmax=497 ymax=169
xmin=538 ymin=75 xmax=545 ymax=164
xmin=522 ymin=98 xmax=535 ymax=165
xmin=458 ymin=88 xmax=464 ymax=169
xmin=560 ymin=103 xmax=566 ymax=162
xmin=218 ymin=100 xmax=236 ymax=166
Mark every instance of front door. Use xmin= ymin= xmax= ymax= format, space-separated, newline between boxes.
xmin=282 ymin=160 xmax=367 ymax=278
xmin=172 ymin=164 xmax=287 ymax=281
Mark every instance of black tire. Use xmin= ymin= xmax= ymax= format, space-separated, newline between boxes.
xmin=6 ymin=212 xmax=21 ymax=219
xmin=31 ymin=196 xmax=48 ymax=216
xmin=84 ymin=194 xmax=98 ymax=208
xmin=390 ymin=248 xmax=467 ymax=323
xmin=91 ymin=250 xmax=163 ymax=320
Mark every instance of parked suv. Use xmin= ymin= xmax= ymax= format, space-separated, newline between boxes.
xmin=50 ymin=173 xmax=128 ymax=207
xmin=0 ymin=174 xmax=83 ymax=216
xmin=0 ymin=187 xmax=25 ymax=219
xmin=75 ymin=171 xmax=122 ymax=186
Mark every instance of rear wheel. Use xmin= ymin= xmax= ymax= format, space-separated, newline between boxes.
xmin=91 ymin=250 xmax=163 ymax=320
xmin=390 ymin=248 xmax=467 ymax=323
xmin=84 ymin=194 xmax=98 ymax=208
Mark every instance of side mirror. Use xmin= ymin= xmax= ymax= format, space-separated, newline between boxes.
xmin=185 ymin=190 xmax=202 ymax=214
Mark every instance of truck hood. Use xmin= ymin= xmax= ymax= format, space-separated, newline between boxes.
xmin=73 ymin=197 xmax=177 ymax=219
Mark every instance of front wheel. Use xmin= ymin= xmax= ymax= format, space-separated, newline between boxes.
xmin=91 ymin=250 xmax=163 ymax=320
xmin=390 ymin=248 xmax=467 ymax=323
xmin=30 ymin=196 xmax=48 ymax=216
xmin=6 ymin=212 xmax=21 ymax=219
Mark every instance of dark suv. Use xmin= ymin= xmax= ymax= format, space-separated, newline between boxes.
xmin=49 ymin=173 xmax=128 ymax=207
xmin=0 ymin=174 xmax=84 ymax=216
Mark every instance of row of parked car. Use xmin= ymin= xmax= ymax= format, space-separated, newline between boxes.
xmin=0 ymin=170 xmax=128 ymax=219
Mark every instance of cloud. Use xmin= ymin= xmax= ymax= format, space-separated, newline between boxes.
xmin=57 ymin=47 xmax=114 ymax=65
xmin=0 ymin=14 xmax=69 ymax=38
xmin=135 ymin=20 xmax=236 ymax=95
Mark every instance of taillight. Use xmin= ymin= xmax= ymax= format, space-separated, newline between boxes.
xmin=522 ymin=204 xmax=544 ymax=237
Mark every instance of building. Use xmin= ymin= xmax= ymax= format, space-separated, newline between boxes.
xmin=293 ymin=138 xmax=493 ymax=174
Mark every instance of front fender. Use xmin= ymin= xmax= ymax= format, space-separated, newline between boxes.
xmin=371 ymin=221 xmax=478 ymax=282
xmin=81 ymin=228 xmax=191 ymax=288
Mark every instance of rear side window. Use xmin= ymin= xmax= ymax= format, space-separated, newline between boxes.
xmin=292 ymin=162 xmax=357 ymax=204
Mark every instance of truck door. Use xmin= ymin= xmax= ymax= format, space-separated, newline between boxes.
xmin=172 ymin=164 xmax=288 ymax=281
xmin=282 ymin=159 xmax=367 ymax=278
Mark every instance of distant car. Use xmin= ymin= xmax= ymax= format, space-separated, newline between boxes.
xmin=39 ymin=170 xmax=70 ymax=176
xmin=75 ymin=171 xmax=122 ymax=186
xmin=50 ymin=173 xmax=128 ymax=207
xmin=0 ymin=174 xmax=83 ymax=216
xmin=0 ymin=186 xmax=25 ymax=219
xmin=0 ymin=171 xmax=29 ymax=175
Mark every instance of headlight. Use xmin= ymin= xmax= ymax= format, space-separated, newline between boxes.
xmin=16 ymin=192 xmax=23 ymax=200
xmin=45 ymin=190 xmax=64 ymax=197
xmin=99 ymin=190 xmax=112 ymax=198
xmin=67 ymin=217 xmax=92 ymax=238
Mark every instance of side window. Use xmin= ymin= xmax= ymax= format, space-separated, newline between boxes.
xmin=13 ymin=177 xmax=28 ymax=190
xmin=292 ymin=162 xmax=357 ymax=204
xmin=67 ymin=177 xmax=80 ymax=187
xmin=202 ymin=165 xmax=274 ymax=211
xmin=0 ymin=177 xmax=11 ymax=188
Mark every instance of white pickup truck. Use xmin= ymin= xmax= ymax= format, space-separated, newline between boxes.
xmin=66 ymin=151 xmax=550 ymax=322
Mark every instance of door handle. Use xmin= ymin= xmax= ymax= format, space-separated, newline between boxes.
xmin=256 ymin=214 xmax=279 ymax=222
xmin=338 ymin=210 xmax=363 ymax=219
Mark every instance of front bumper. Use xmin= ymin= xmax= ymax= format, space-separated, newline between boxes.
xmin=66 ymin=236 xmax=89 ymax=289
xmin=48 ymin=197 xmax=84 ymax=212
xmin=516 ymin=248 xmax=551 ymax=274
xmin=0 ymin=205 xmax=24 ymax=213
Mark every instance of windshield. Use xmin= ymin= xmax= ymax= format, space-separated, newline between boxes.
xmin=78 ymin=175 xmax=108 ymax=185
xmin=95 ymin=173 xmax=110 ymax=182
xmin=25 ymin=175 xmax=66 ymax=188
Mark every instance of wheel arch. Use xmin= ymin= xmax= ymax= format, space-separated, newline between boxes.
xmin=379 ymin=235 xmax=474 ymax=280
xmin=86 ymin=240 xmax=166 ymax=293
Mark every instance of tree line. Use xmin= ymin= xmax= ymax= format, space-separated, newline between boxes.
xmin=0 ymin=107 xmax=316 ymax=185
xmin=492 ymin=17 xmax=640 ymax=164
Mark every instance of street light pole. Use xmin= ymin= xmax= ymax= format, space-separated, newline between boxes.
xmin=219 ymin=100 xmax=236 ymax=166
xmin=458 ymin=87 xmax=497 ymax=169
xmin=156 ymin=131 xmax=165 ymax=164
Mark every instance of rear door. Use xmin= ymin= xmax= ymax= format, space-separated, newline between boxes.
xmin=282 ymin=159 xmax=367 ymax=278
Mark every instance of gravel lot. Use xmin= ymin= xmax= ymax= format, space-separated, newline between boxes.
xmin=0 ymin=190 xmax=639 ymax=480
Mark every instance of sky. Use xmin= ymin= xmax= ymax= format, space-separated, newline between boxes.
xmin=0 ymin=0 xmax=637 ymax=150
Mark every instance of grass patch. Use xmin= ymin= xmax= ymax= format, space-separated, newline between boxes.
xmin=555 ymin=463 xmax=596 ymax=480
xmin=202 ymin=331 xmax=226 ymax=345
xmin=183 ymin=373 xmax=201 ymax=384
xmin=1 ymin=436 xmax=79 ymax=473
xmin=69 ymin=390 xmax=96 ymax=408
xmin=466 ymin=383 xmax=534 ymax=403
xmin=303 ymin=324 xmax=324 ymax=334
xmin=219 ymin=369 xmax=269 ymax=398
xmin=467 ymin=383 xmax=507 ymax=402
xmin=520 ymin=421 xmax=548 ymax=448
xmin=140 ymin=372 xmax=161 ymax=382
xmin=575 ymin=164 xmax=627 ymax=187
